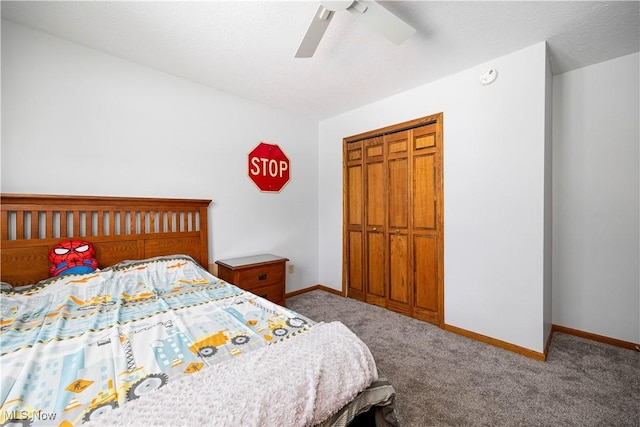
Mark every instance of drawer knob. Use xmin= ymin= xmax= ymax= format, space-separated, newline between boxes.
xmin=258 ymin=273 xmax=268 ymax=280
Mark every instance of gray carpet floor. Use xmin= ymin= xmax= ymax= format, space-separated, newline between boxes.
xmin=286 ymin=290 xmax=640 ymax=427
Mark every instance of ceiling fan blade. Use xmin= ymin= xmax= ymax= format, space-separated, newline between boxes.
xmin=295 ymin=5 xmax=335 ymax=58
xmin=348 ymin=0 xmax=415 ymax=45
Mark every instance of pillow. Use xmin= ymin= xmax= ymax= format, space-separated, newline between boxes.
xmin=49 ymin=240 xmax=98 ymax=277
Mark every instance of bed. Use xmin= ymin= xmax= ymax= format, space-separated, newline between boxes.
xmin=0 ymin=193 xmax=397 ymax=427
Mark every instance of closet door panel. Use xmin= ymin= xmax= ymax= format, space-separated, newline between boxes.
xmin=347 ymin=165 xmax=363 ymax=226
xmin=414 ymin=153 xmax=437 ymax=230
xmin=388 ymin=158 xmax=408 ymax=229
xmin=388 ymin=136 xmax=408 ymax=154
xmin=413 ymin=123 xmax=437 ymax=150
xmin=348 ymin=231 xmax=363 ymax=294
xmin=366 ymin=162 xmax=384 ymax=227
xmin=386 ymin=131 xmax=409 ymax=231
xmin=366 ymin=230 xmax=386 ymax=306
xmin=388 ymin=233 xmax=410 ymax=313
xmin=414 ymin=234 xmax=438 ymax=312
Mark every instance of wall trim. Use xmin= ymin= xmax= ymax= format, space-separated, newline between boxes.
xmin=288 ymin=287 xmax=545 ymax=360
xmin=286 ymin=284 xmax=345 ymax=299
xmin=552 ymin=324 xmax=640 ymax=351
xmin=444 ymin=324 xmax=547 ymax=361
xmin=285 ymin=288 xmax=640 ymax=356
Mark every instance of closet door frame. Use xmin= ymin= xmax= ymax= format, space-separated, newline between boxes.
xmin=342 ymin=113 xmax=444 ymax=327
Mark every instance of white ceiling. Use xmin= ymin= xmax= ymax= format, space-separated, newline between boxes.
xmin=2 ymin=1 xmax=639 ymax=120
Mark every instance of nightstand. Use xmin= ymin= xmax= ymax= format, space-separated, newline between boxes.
xmin=215 ymin=254 xmax=288 ymax=306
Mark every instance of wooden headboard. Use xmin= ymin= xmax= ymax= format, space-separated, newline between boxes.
xmin=1 ymin=194 xmax=212 ymax=286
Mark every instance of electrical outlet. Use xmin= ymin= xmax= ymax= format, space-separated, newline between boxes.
xmin=288 ymin=264 xmax=294 ymax=274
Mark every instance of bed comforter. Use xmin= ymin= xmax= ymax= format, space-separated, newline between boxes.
xmin=0 ymin=256 xmax=380 ymax=426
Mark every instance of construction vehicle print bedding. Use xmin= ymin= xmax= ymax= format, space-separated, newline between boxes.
xmin=0 ymin=255 xmax=313 ymax=426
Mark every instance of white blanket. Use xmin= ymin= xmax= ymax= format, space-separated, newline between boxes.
xmin=87 ymin=321 xmax=378 ymax=427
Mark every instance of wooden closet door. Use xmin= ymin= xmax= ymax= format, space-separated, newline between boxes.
xmin=345 ymin=142 xmax=365 ymax=300
xmin=411 ymin=123 xmax=442 ymax=324
xmin=385 ymin=131 xmax=411 ymax=316
xmin=364 ymin=137 xmax=386 ymax=307
xmin=343 ymin=113 xmax=443 ymax=327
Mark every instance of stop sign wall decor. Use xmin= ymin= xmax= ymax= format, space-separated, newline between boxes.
xmin=248 ymin=142 xmax=290 ymax=192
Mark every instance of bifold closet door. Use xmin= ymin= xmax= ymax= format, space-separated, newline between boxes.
xmin=343 ymin=113 xmax=443 ymax=326
xmin=385 ymin=131 xmax=411 ymax=316
xmin=364 ymin=136 xmax=386 ymax=308
xmin=345 ymin=141 xmax=364 ymax=301
xmin=411 ymin=123 xmax=441 ymax=324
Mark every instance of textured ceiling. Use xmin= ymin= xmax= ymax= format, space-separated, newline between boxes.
xmin=2 ymin=1 xmax=639 ymax=120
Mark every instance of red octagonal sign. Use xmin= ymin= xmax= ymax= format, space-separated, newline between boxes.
xmin=248 ymin=142 xmax=290 ymax=192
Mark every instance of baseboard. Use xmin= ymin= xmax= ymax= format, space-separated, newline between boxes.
xmin=286 ymin=284 xmax=345 ymax=299
xmin=551 ymin=324 xmax=640 ymax=351
xmin=285 ymin=288 xmax=640 ymax=356
xmin=444 ymin=324 xmax=547 ymax=361
xmin=290 ymin=288 xmax=546 ymax=360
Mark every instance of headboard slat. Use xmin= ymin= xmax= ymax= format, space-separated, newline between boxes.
xmin=16 ymin=211 xmax=25 ymax=240
xmin=45 ymin=211 xmax=53 ymax=239
xmin=120 ymin=211 xmax=126 ymax=236
xmin=1 ymin=194 xmax=212 ymax=286
xmin=168 ymin=211 xmax=174 ymax=232
xmin=98 ymin=210 xmax=105 ymax=236
xmin=30 ymin=211 xmax=38 ymax=239
xmin=60 ymin=211 xmax=68 ymax=238
xmin=87 ymin=210 xmax=94 ymax=237
xmin=109 ymin=209 xmax=117 ymax=236
xmin=1 ymin=211 xmax=7 ymax=241
xmin=150 ymin=211 xmax=157 ymax=234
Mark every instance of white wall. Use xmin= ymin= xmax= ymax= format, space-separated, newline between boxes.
xmin=552 ymin=52 xmax=640 ymax=343
xmin=319 ymin=43 xmax=550 ymax=352
xmin=1 ymin=20 xmax=319 ymax=293
xmin=5 ymin=17 xmax=636 ymax=350
xmin=543 ymin=48 xmax=554 ymax=346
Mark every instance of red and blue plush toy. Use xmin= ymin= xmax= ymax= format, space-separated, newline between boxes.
xmin=49 ymin=240 xmax=98 ymax=277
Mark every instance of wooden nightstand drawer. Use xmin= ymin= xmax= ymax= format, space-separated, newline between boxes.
xmin=250 ymin=283 xmax=285 ymax=306
xmin=215 ymin=254 xmax=288 ymax=306
xmin=236 ymin=263 xmax=283 ymax=289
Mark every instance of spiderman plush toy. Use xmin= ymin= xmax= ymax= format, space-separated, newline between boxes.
xmin=49 ymin=240 xmax=98 ymax=277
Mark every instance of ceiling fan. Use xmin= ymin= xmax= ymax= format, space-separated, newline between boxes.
xmin=295 ymin=0 xmax=416 ymax=58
